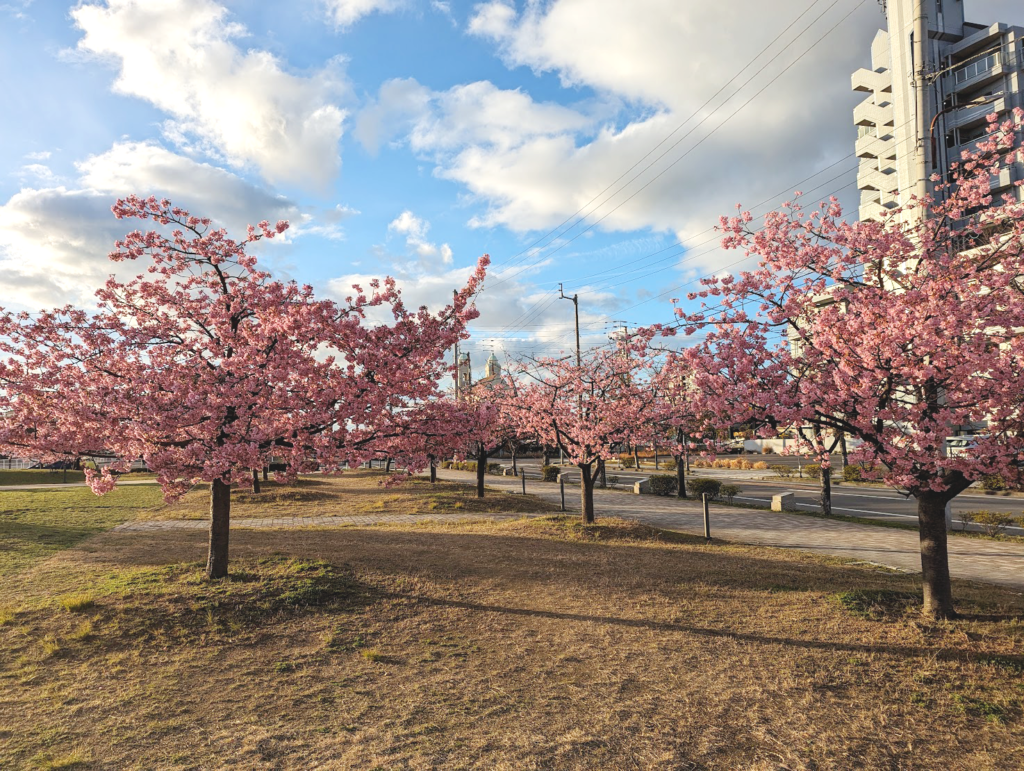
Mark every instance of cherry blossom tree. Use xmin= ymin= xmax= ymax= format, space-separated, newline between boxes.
xmin=505 ymin=340 xmax=658 ymax=523
xmin=675 ymin=112 xmax=1024 ymax=619
xmin=650 ymin=350 xmax=717 ymax=499
xmin=0 ymin=196 xmax=487 ymax=578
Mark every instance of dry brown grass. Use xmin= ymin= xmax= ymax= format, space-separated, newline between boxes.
xmin=1 ymin=514 xmax=1022 ymax=769
xmin=133 ymin=470 xmax=558 ymax=522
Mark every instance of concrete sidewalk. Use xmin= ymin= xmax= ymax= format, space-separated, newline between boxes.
xmin=437 ymin=469 xmax=1024 ymax=592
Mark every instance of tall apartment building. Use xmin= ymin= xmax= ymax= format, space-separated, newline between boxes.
xmin=853 ymin=0 xmax=1024 ymax=222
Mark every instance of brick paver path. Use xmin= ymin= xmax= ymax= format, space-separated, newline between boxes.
xmin=106 ymin=469 xmax=1024 ymax=591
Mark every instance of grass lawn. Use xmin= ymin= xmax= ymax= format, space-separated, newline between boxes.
xmin=0 ymin=469 xmax=89 ymax=486
xmin=0 ymin=479 xmax=1022 ymax=769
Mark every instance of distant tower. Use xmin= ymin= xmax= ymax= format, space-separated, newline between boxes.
xmin=458 ymin=352 xmax=472 ymax=393
xmin=485 ymin=352 xmax=501 ymax=379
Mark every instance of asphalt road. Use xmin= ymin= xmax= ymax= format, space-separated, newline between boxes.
xmin=507 ymin=458 xmax=1024 ymax=535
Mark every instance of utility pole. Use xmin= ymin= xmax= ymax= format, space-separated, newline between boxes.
xmin=558 ymin=283 xmax=581 ymax=368
xmin=913 ymin=0 xmax=931 ymax=215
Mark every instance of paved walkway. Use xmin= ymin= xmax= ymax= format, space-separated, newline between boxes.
xmin=439 ymin=470 xmax=1024 ymax=591
xmin=104 ymin=469 xmax=1024 ymax=591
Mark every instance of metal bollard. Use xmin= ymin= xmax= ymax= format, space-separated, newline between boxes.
xmin=702 ymin=493 xmax=711 ymax=541
xmin=560 ymin=478 xmax=565 ymax=511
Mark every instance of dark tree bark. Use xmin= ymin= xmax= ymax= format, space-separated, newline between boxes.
xmin=251 ymin=468 xmax=261 ymax=494
xmin=917 ymin=491 xmax=956 ymax=620
xmin=578 ymin=461 xmax=596 ymax=524
xmin=542 ymin=447 xmax=551 ymax=467
xmin=429 ymin=457 xmax=437 ymax=484
xmin=597 ymin=458 xmax=607 ymax=489
xmin=654 ymin=448 xmax=659 ymax=469
xmin=262 ymin=466 xmax=269 ymax=482
xmin=511 ymin=447 xmax=518 ymax=476
xmin=819 ymin=465 xmax=832 ymax=516
xmin=675 ymin=429 xmax=688 ymax=499
xmin=476 ymin=444 xmax=488 ymax=498
xmin=632 ymin=444 xmax=641 ymax=470
xmin=385 ymin=457 xmax=394 ymax=473
xmin=675 ymin=454 xmax=687 ymax=499
xmin=206 ymin=478 xmax=231 ymax=579
xmin=839 ymin=431 xmax=849 ymax=469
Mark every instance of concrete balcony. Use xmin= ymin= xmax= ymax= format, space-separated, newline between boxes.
xmin=855 ymin=132 xmax=896 ymax=160
xmin=853 ymin=99 xmax=894 ymax=128
xmin=950 ymin=97 xmax=1005 ymax=129
xmin=851 ymin=67 xmax=892 ymax=94
xmin=859 ymin=199 xmax=898 ymax=222
xmin=857 ymin=163 xmax=899 ymax=194
xmin=947 ymin=51 xmax=1011 ymax=93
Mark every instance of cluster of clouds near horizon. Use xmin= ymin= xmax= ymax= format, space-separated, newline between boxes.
xmin=2 ymin=0 xmax=1023 ymax=358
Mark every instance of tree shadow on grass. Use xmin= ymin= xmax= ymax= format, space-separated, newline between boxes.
xmin=382 ymin=591 xmax=1024 ymax=668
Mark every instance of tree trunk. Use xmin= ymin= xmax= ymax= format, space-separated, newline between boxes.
xmin=262 ymin=466 xmax=269 ymax=482
xmin=654 ymin=448 xmax=659 ymax=469
xmin=597 ymin=458 xmax=607 ymax=489
xmin=579 ymin=461 xmax=595 ymax=524
xmin=476 ymin=445 xmax=487 ymax=498
xmin=511 ymin=448 xmax=518 ymax=476
xmin=206 ymin=478 xmax=231 ymax=579
xmin=632 ymin=445 xmax=640 ymax=470
xmin=675 ymin=454 xmax=687 ymax=499
xmin=819 ymin=464 xmax=832 ymax=516
xmin=917 ymin=492 xmax=957 ymax=620
xmin=251 ymin=469 xmax=261 ymax=494
xmin=542 ymin=448 xmax=550 ymax=467
xmin=429 ymin=458 xmax=437 ymax=484
xmin=839 ymin=431 xmax=849 ymax=469
xmin=386 ymin=457 xmax=393 ymax=473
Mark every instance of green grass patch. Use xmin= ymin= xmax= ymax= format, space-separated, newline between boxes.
xmin=74 ymin=557 xmax=373 ymax=646
xmin=0 ymin=485 xmax=164 ymax=577
xmin=832 ymin=589 xmax=920 ymax=620
xmin=57 ymin=594 xmax=95 ymax=613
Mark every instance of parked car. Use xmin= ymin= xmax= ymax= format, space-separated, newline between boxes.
xmin=717 ymin=439 xmax=746 ymax=455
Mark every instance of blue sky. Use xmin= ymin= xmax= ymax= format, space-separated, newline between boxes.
xmin=2 ymin=0 xmax=1023 ymax=370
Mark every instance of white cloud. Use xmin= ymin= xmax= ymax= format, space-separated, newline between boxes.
xmin=15 ymin=164 xmax=61 ymax=185
xmin=322 ymin=0 xmax=404 ymax=29
xmin=298 ymin=203 xmax=361 ymax=240
xmin=70 ymin=0 xmax=349 ymax=191
xmin=24 ymin=151 xmax=52 ymax=161
xmin=388 ymin=210 xmax=453 ymax=266
xmin=0 ymin=141 xmax=300 ymax=310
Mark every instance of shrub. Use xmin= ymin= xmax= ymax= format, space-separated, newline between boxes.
xmin=761 ymin=446 xmax=775 ymax=454
xmin=752 ymin=461 xmax=769 ymax=470
xmin=842 ymin=465 xmax=863 ymax=482
xmin=621 ymin=456 xmax=636 ymax=468
xmin=662 ymin=457 xmax=677 ymax=470
xmin=803 ymin=464 xmax=821 ymax=480
xmin=540 ymin=465 xmax=560 ymax=482
xmin=486 ymin=463 xmax=502 ymax=475
xmin=693 ymin=459 xmax=712 ymax=469
xmin=648 ymin=475 xmax=678 ymax=496
xmin=958 ymin=510 xmax=976 ymax=532
xmin=440 ymin=460 xmax=453 ymax=469
xmin=720 ymin=484 xmax=741 ymax=503
xmin=980 ymin=475 xmax=1007 ymax=492
xmin=770 ymin=465 xmax=794 ymax=478
xmin=687 ymin=477 xmax=722 ymax=500
xmin=963 ymin=510 xmax=1017 ymax=536
xmin=607 ymin=475 xmax=620 ymax=486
